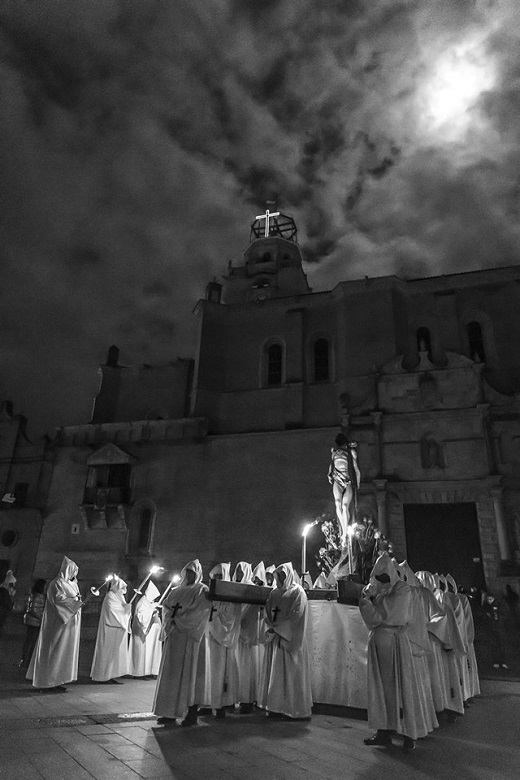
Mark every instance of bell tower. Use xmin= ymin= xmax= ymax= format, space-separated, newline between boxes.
xmin=221 ymin=204 xmax=311 ymax=304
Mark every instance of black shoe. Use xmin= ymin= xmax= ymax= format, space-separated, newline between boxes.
xmin=181 ymin=705 xmax=198 ymax=727
xmin=445 ymin=710 xmax=458 ymax=723
xmin=40 ymin=685 xmax=67 ymax=694
xmin=402 ymin=736 xmax=416 ymax=753
xmin=239 ymin=703 xmax=254 ymax=714
xmin=156 ymin=716 xmax=176 ymax=725
xmin=364 ymin=731 xmax=392 ymax=746
xmin=267 ymin=711 xmax=284 ymax=720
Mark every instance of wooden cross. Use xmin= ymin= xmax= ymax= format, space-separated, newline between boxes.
xmin=271 ymin=605 xmax=281 ymax=623
xmin=171 ymin=602 xmax=183 ymax=618
xmin=256 ymin=207 xmax=280 ymax=238
xmin=209 ymin=604 xmax=218 ymax=622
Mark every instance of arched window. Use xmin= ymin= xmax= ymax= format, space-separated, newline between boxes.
xmin=416 ymin=327 xmax=432 ymax=360
xmin=313 ymin=338 xmax=330 ymax=381
xmin=266 ymin=343 xmax=283 ymax=386
xmin=467 ymin=321 xmax=486 ymax=362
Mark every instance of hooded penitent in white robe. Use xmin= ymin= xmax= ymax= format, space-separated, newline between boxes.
xmin=202 ymin=563 xmax=241 ymax=709
xmin=91 ymin=576 xmax=131 ymax=681
xmin=265 ymin=565 xmax=276 ymax=588
xmin=433 ymin=574 xmax=465 ymax=715
xmin=258 ymin=562 xmax=313 ymax=719
xmin=415 ymin=570 xmax=451 ymax=713
xmin=398 ymin=561 xmax=438 ymax=732
xmin=252 ymin=561 xmax=266 ymax=586
xmin=446 ymin=574 xmax=480 ymax=700
xmin=130 ymin=580 xmax=162 ymax=677
xmin=233 ymin=561 xmax=263 ymax=705
xmin=153 ymin=559 xmax=210 ymax=719
xmin=359 ymin=553 xmax=435 ymax=740
xmin=27 ymin=556 xmax=82 ymax=689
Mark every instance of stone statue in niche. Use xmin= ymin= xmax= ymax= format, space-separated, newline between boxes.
xmin=421 ymin=435 xmax=444 ymax=469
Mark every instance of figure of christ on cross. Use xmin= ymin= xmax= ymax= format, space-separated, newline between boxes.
xmin=256 ymin=207 xmax=280 ymax=238
xmin=328 ymin=432 xmax=361 ymax=549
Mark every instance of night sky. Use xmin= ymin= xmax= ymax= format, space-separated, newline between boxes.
xmin=1 ymin=0 xmax=519 ymax=435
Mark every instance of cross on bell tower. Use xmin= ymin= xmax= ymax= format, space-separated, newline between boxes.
xmin=250 ymin=202 xmax=298 ymax=243
xmin=255 ymin=204 xmax=280 ymax=238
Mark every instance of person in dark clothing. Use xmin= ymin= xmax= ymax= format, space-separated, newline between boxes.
xmin=482 ymin=592 xmax=509 ymax=669
xmin=20 ymin=579 xmax=47 ymax=668
xmin=0 ymin=570 xmax=16 ymax=636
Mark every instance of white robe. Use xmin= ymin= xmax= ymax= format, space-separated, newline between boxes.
xmin=236 ymin=603 xmax=266 ymax=704
xmin=360 ymin=554 xmax=435 ymax=740
xmin=418 ymin=585 xmax=450 ymax=712
xmin=27 ymin=557 xmax=82 ymax=689
xmin=153 ymin=569 xmax=210 ymax=719
xmin=203 ymin=599 xmax=241 ymax=708
xmin=232 ymin=561 xmax=262 ymax=705
xmin=436 ymin=590 xmax=466 ymax=714
xmin=91 ymin=581 xmax=131 ymax=681
xmin=130 ymin=595 xmax=162 ymax=677
xmin=258 ymin=566 xmax=312 ymax=719
xmin=460 ymin=593 xmax=480 ymax=698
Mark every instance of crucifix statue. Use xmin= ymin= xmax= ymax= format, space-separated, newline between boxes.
xmin=255 ymin=206 xmax=280 ymax=238
xmin=328 ymin=431 xmax=361 ymax=548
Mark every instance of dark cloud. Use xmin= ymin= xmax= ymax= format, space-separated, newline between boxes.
xmin=0 ymin=0 xmax=519 ymax=432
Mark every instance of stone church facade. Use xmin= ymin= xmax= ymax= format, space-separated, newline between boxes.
xmin=31 ymin=212 xmax=520 ymax=594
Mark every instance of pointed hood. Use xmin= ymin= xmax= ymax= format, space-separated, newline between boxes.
xmin=109 ymin=575 xmax=127 ymax=595
xmin=232 ymin=561 xmax=254 ymax=584
xmin=209 ymin=563 xmax=231 ymax=581
xmin=446 ymin=574 xmax=458 ymax=594
xmin=253 ymin=561 xmax=266 ymax=585
xmin=399 ymin=560 xmax=421 ymax=587
xmin=370 ymin=552 xmax=401 ymax=589
xmin=144 ymin=580 xmax=161 ymax=602
xmin=59 ymin=556 xmax=78 ymax=581
xmin=179 ymin=559 xmax=203 ymax=586
xmin=274 ymin=562 xmax=297 ymax=590
xmin=416 ymin=570 xmax=436 ymax=592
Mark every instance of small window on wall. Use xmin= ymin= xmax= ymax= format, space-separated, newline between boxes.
xmin=467 ymin=321 xmax=486 ymax=363
xmin=83 ymin=463 xmax=131 ymax=505
xmin=266 ymin=343 xmax=283 ymax=386
xmin=313 ymin=338 xmax=330 ymax=382
xmin=416 ymin=327 xmax=432 ymax=360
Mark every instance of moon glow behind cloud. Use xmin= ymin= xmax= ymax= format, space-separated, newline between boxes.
xmin=421 ymin=35 xmax=496 ymax=142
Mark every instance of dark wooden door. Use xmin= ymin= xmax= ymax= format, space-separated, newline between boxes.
xmin=404 ymin=502 xmax=485 ymax=590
